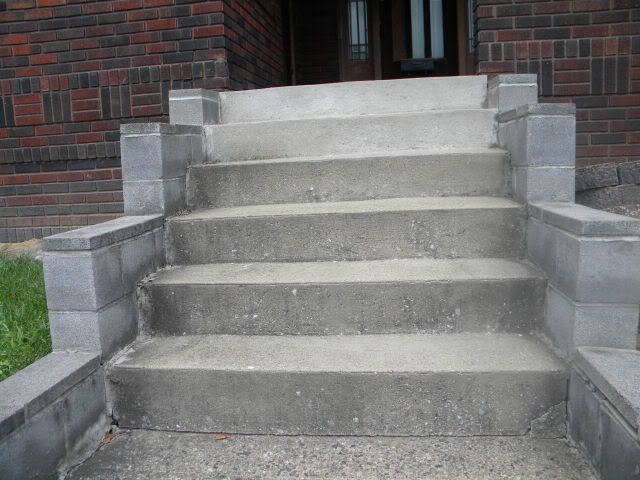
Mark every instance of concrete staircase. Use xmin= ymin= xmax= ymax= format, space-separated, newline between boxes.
xmin=107 ymin=76 xmax=568 ymax=439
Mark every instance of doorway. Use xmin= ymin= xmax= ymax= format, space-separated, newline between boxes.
xmin=287 ymin=0 xmax=476 ymax=85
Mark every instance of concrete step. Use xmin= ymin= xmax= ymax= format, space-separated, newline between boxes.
xmin=188 ymin=149 xmax=509 ymax=209
xmin=144 ymin=258 xmax=545 ymax=336
xmin=67 ymin=430 xmax=596 ymax=480
xmin=107 ymin=333 xmax=567 ymax=436
xmin=204 ymin=109 xmax=497 ymax=162
xmin=166 ymin=197 xmax=526 ymax=264
xmin=217 ymin=75 xmax=488 ymax=124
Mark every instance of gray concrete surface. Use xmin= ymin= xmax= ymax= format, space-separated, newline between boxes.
xmin=544 ymin=285 xmax=639 ymax=355
xmin=120 ymin=122 xmax=204 ymax=215
xmin=575 ymin=347 xmax=640 ymax=432
xmin=107 ymin=333 xmax=567 ymax=436
xmin=188 ymin=149 xmax=509 ymax=208
xmin=66 ymin=430 xmax=597 ymax=480
xmin=169 ymin=88 xmax=219 ymax=125
xmin=167 ymin=197 xmax=525 ymax=264
xmin=145 ymin=258 xmax=545 ymax=335
xmin=42 ymin=215 xmax=163 ymax=251
xmin=204 ymin=109 xmax=497 ymax=162
xmin=569 ymin=360 xmax=640 ymax=480
xmin=498 ymin=103 xmax=576 ymax=203
xmin=529 ymin=201 xmax=640 ymax=236
xmin=0 ymin=352 xmax=107 ymax=480
xmin=488 ymin=74 xmax=538 ymax=112
xmin=527 ymin=215 xmax=640 ymax=304
xmin=43 ymin=216 xmax=165 ymax=358
xmin=218 ymin=75 xmax=488 ymax=124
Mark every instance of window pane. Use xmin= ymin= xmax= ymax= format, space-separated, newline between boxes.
xmin=410 ymin=0 xmax=425 ymax=59
xmin=429 ymin=0 xmax=444 ymax=58
xmin=349 ymin=0 xmax=368 ymax=61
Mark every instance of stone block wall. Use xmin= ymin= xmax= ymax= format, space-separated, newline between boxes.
xmin=0 ymin=0 xmax=285 ymax=242
xmin=476 ymin=0 xmax=640 ymax=208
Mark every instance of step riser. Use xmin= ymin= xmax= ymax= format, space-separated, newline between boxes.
xmin=167 ymin=208 xmax=525 ymax=264
xmin=204 ymin=110 xmax=497 ymax=162
xmin=219 ymin=76 xmax=488 ymax=124
xmin=188 ymin=153 xmax=508 ymax=209
xmin=145 ymin=279 xmax=545 ymax=336
xmin=108 ymin=369 xmax=567 ymax=436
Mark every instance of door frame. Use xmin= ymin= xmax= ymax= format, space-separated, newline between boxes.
xmin=337 ymin=0 xmax=382 ymax=81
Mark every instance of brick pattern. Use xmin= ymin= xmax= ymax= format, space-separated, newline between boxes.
xmin=0 ymin=0 xmax=285 ymax=242
xmin=0 ymin=158 xmax=122 ymax=242
xmin=476 ymin=0 xmax=640 ymax=172
xmin=224 ymin=0 xmax=285 ymax=90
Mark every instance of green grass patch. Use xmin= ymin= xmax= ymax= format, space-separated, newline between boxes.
xmin=0 ymin=255 xmax=51 ymax=382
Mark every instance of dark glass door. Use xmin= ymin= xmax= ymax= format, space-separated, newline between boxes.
xmin=339 ymin=0 xmax=377 ymax=81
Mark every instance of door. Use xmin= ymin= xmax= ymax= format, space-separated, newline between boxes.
xmin=339 ymin=0 xmax=380 ymax=81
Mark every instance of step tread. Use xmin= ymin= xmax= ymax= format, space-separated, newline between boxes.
xmin=66 ymin=430 xmax=596 ymax=480
xmin=173 ymin=196 xmax=523 ymax=222
xmin=190 ymin=147 xmax=507 ymax=168
xmin=212 ymin=107 xmax=496 ymax=127
xmin=152 ymin=258 xmax=543 ymax=286
xmin=113 ymin=333 xmax=565 ymax=374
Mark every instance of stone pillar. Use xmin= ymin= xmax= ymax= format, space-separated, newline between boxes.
xmin=169 ymin=88 xmax=220 ymax=126
xmin=499 ymin=103 xmax=576 ymax=203
xmin=120 ymin=123 xmax=204 ymax=216
xmin=42 ymin=215 xmax=164 ymax=359
xmin=487 ymin=74 xmax=538 ymax=112
xmin=527 ymin=202 xmax=640 ymax=357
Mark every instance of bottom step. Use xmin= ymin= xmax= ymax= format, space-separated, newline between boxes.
xmin=67 ymin=430 xmax=596 ymax=480
xmin=108 ymin=333 xmax=567 ymax=436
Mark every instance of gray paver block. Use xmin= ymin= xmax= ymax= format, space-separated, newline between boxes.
xmin=43 ymin=245 xmax=123 ymax=311
xmin=169 ymin=89 xmax=220 ymax=125
xmin=529 ymin=202 xmax=640 ymax=236
xmin=528 ymin=216 xmax=640 ymax=303
xmin=123 ymin=177 xmax=186 ymax=216
xmin=545 ymin=286 xmax=639 ymax=355
xmin=512 ymin=166 xmax=575 ymax=203
xmin=49 ymin=294 xmax=138 ymax=358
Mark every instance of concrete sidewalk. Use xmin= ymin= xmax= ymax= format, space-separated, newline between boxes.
xmin=66 ymin=430 xmax=596 ymax=480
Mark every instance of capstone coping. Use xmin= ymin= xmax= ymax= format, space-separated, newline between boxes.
xmin=488 ymin=74 xmax=537 ymax=88
xmin=43 ymin=215 xmax=163 ymax=251
xmin=498 ymin=103 xmax=576 ymax=123
xmin=169 ymin=88 xmax=219 ymax=101
xmin=575 ymin=347 xmax=640 ymax=433
xmin=529 ymin=202 xmax=640 ymax=236
xmin=575 ymin=164 xmax=620 ymax=192
xmin=120 ymin=123 xmax=203 ymax=136
xmin=0 ymin=351 xmax=100 ymax=439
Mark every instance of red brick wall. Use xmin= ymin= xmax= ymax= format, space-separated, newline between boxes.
xmin=0 ymin=0 xmax=285 ymax=242
xmin=476 ymin=0 xmax=640 ymax=208
xmin=225 ymin=0 xmax=285 ymax=90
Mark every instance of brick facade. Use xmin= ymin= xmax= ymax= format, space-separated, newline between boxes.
xmin=0 ymin=0 xmax=285 ymax=242
xmin=476 ymin=0 xmax=640 ymax=208
xmin=2 ymin=0 xmax=640 ymax=242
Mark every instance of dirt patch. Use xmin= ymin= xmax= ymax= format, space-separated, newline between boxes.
xmin=0 ymin=239 xmax=42 ymax=259
xmin=604 ymin=203 xmax=640 ymax=219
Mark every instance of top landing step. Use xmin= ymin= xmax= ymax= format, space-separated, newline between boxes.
xmin=174 ymin=76 xmax=488 ymax=125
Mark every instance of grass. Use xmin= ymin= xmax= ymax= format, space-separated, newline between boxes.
xmin=0 ymin=255 xmax=51 ymax=382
